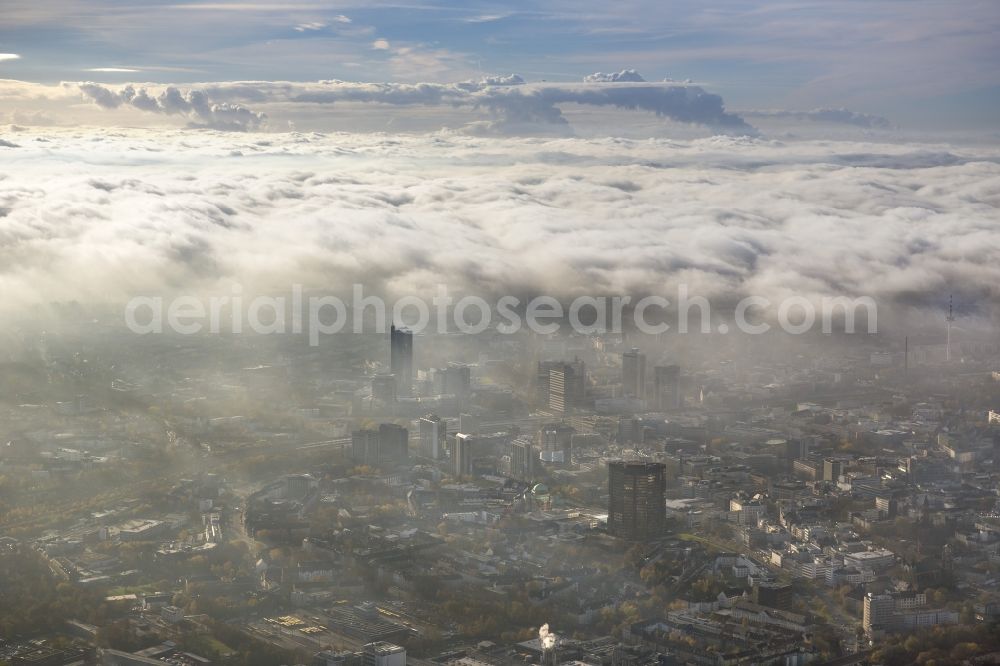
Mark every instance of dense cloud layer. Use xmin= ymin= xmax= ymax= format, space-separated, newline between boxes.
xmin=74 ymin=75 xmax=751 ymax=134
xmin=0 ymin=128 xmax=997 ymax=332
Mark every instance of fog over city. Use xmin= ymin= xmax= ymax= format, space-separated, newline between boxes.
xmin=1 ymin=2 xmax=1000 ymax=665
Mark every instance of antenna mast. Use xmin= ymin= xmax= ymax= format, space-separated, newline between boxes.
xmin=946 ymin=295 xmax=955 ymax=363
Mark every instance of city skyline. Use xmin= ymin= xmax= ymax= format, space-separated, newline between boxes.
xmin=1 ymin=2 xmax=999 ymax=664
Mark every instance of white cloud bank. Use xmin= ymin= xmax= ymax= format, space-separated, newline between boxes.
xmin=0 ymin=128 xmax=997 ymax=331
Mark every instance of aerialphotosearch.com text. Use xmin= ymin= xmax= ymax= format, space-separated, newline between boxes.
xmin=124 ymin=284 xmax=878 ymax=345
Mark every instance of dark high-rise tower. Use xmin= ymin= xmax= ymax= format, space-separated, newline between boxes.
xmin=351 ymin=425 xmax=408 ymax=466
xmin=652 ymin=365 xmax=681 ymax=410
xmin=607 ymin=461 xmax=666 ymax=541
xmin=389 ymin=325 xmax=413 ymax=397
xmin=622 ymin=348 xmax=646 ymax=398
xmin=378 ymin=423 xmax=409 ymax=463
xmin=454 ymin=432 xmax=478 ymax=478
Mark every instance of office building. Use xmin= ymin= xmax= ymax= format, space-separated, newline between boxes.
xmin=538 ymin=359 xmax=585 ymax=412
xmin=864 ymin=592 xmax=957 ymax=636
xmin=459 ymin=413 xmax=480 ymax=435
xmin=784 ymin=438 xmax=809 ymax=463
xmin=314 ymin=651 xmax=361 ymax=666
xmin=371 ymin=374 xmax=397 ymax=406
xmin=753 ymin=582 xmax=793 ymax=610
xmin=352 ymin=429 xmax=381 ymax=466
xmin=864 ymin=593 xmax=896 ymax=634
xmin=538 ymin=423 xmax=574 ymax=464
xmin=652 ymin=365 xmax=681 ymax=410
xmin=454 ymin=432 xmax=477 ymax=477
xmin=875 ymin=495 xmax=899 ymax=519
xmin=378 ymin=423 xmax=408 ymax=463
xmin=352 ymin=425 xmax=408 ymax=467
xmin=315 ymin=642 xmax=405 ymax=666
xmin=362 ymin=643 xmax=405 ymax=666
xmin=389 ymin=325 xmax=413 ymax=397
xmin=622 ymin=347 xmax=646 ymax=398
xmin=510 ymin=437 xmax=535 ymax=480
xmin=284 ymin=474 xmax=317 ymax=500
xmin=618 ymin=416 xmax=641 ymax=444
xmin=823 ymin=458 xmax=843 ymax=482
xmin=434 ymin=364 xmax=471 ymax=401
xmin=607 ymin=461 xmax=666 ymax=541
xmin=730 ymin=497 xmax=765 ymax=525
xmin=418 ymin=415 xmax=446 ymax=460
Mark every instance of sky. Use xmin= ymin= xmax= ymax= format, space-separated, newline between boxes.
xmin=1 ymin=0 xmax=999 ymax=130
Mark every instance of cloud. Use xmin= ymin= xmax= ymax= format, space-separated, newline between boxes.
xmin=0 ymin=127 xmax=997 ymax=333
xmin=293 ymin=17 xmax=349 ymax=31
xmin=167 ymin=3 xmax=333 ymax=10
xmin=294 ymin=22 xmax=327 ymax=32
xmin=478 ymin=74 xmax=525 ymax=87
xmin=72 ymin=75 xmax=751 ymax=134
xmin=744 ymin=108 xmax=893 ymax=129
xmin=462 ymin=13 xmax=510 ymax=23
xmin=584 ymin=69 xmax=646 ymax=83
xmin=85 ymin=67 xmax=142 ymax=73
xmin=372 ymin=39 xmax=391 ymax=50
xmin=77 ymin=83 xmax=266 ymax=130
xmin=0 ymin=54 xmax=21 ymax=62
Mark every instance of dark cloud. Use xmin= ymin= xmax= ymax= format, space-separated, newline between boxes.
xmin=744 ymin=108 xmax=893 ymax=129
xmin=78 ymin=83 xmax=267 ymax=131
xmin=75 ymin=76 xmax=751 ymax=134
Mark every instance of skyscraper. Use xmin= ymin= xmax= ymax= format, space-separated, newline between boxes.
xmin=863 ymin=593 xmax=896 ymax=635
xmin=622 ymin=348 xmax=646 ymax=398
xmin=510 ymin=436 xmax=535 ymax=480
xmin=823 ymin=457 xmax=843 ymax=482
xmin=418 ymin=414 xmax=446 ymax=460
xmin=389 ymin=325 xmax=413 ymax=397
xmin=454 ymin=432 xmax=477 ymax=477
xmin=351 ymin=425 xmax=408 ymax=466
xmin=351 ymin=429 xmax=381 ymax=466
xmin=434 ymin=363 xmax=471 ymax=402
xmin=538 ymin=359 xmax=585 ymax=412
xmin=538 ymin=423 xmax=574 ymax=464
xmin=459 ymin=413 xmax=479 ymax=435
xmin=548 ymin=367 xmax=568 ymax=413
xmin=607 ymin=461 xmax=666 ymax=541
xmin=378 ymin=423 xmax=409 ymax=463
xmin=652 ymin=365 xmax=681 ymax=410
